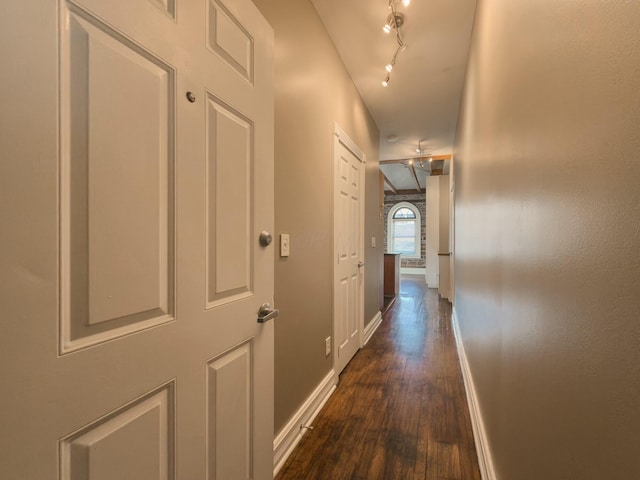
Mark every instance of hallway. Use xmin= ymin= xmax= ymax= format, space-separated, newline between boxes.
xmin=276 ymin=276 xmax=481 ymax=480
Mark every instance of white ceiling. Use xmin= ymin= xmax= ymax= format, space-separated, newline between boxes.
xmin=310 ymin=0 xmax=477 ymax=190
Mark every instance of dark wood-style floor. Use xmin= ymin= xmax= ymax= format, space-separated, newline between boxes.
xmin=276 ymin=275 xmax=481 ymax=480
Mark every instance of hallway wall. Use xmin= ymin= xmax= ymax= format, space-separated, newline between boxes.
xmin=252 ymin=0 xmax=382 ymax=434
xmin=454 ymin=1 xmax=640 ymax=479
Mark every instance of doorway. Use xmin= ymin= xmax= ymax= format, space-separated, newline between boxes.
xmin=333 ymin=124 xmax=365 ymax=376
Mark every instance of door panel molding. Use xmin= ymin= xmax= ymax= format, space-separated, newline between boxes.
xmin=205 ymin=93 xmax=255 ymax=309
xmin=206 ymin=341 xmax=253 ymax=480
xmin=59 ymin=380 xmax=175 ymax=480
xmin=207 ymin=0 xmax=255 ymax=84
xmin=58 ymin=0 xmax=176 ymax=354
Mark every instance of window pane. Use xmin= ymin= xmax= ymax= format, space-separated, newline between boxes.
xmin=392 ymin=219 xmax=417 ymax=255
xmin=393 ymin=237 xmax=415 ymax=254
xmin=394 ymin=220 xmax=415 ymax=237
xmin=393 ymin=207 xmax=416 ymax=219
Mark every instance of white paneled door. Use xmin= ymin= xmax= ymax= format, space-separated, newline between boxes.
xmin=0 ymin=0 xmax=274 ymax=479
xmin=333 ymin=126 xmax=365 ymax=375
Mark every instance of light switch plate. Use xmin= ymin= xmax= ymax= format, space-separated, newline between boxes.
xmin=371 ymin=236 xmax=376 ymax=248
xmin=280 ymin=234 xmax=290 ymax=257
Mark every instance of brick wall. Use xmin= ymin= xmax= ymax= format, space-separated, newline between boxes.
xmin=384 ymin=192 xmax=426 ymax=269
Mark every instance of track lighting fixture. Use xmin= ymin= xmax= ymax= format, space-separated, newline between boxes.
xmin=414 ymin=141 xmax=433 ymax=164
xmin=381 ymin=0 xmax=408 ymax=87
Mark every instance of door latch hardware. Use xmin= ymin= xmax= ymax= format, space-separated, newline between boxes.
xmin=259 ymin=231 xmax=273 ymax=247
xmin=257 ymin=303 xmax=279 ymax=323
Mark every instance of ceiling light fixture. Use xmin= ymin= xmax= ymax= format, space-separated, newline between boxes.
xmin=415 ymin=141 xmax=433 ymax=164
xmin=381 ymin=0 xmax=407 ymax=88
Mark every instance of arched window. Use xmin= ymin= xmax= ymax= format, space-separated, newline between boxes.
xmin=387 ymin=202 xmax=421 ymax=258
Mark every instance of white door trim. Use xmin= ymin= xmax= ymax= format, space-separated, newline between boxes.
xmin=332 ymin=123 xmax=365 ymax=378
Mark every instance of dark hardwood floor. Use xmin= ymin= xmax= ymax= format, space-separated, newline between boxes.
xmin=276 ymin=275 xmax=482 ymax=480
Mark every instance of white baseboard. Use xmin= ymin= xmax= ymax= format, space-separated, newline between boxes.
xmin=451 ymin=308 xmax=497 ymax=480
xmin=400 ymin=267 xmax=426 ymax=275
xmin=273 ymin=370 xmax=337 ymax=476
xmin=363 ymin=311 xmax=383 ymax=345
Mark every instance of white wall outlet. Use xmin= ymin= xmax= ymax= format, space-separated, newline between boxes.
xmin=371 ymin=236 xmax=376 ymax=248
xmin=325 ymin=336 xmax=331 ymax=356
xmin=280 ymin=233 xmax=290 ymax=257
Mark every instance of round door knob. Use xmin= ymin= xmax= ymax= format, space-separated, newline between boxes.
xmin=259 ymin=231 xmax=273 ymax=247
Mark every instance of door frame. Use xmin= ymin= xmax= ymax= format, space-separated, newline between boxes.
xmin=332 ymin=123 xmax=365 ymax=379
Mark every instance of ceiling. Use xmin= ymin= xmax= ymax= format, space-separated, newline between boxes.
xmin=310 ymin=0 xmax=477 ymax=192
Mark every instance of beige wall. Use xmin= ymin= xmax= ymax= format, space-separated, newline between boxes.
xmin=455 ymin=1 xmax=640 ymax=479
xmin=252 ymin=0 xmax=382 ymax=434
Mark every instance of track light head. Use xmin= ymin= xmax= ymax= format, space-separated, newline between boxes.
xmin=385 ymin=12 xmax=405 ymax=30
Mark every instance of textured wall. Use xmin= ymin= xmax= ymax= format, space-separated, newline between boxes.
xmin=455 ymin=1 xmax=640 ymax=478
xmin=252 ymin=0 xmax=381 ymax=434
xmin=383 ymin=193 xmax=426 ymax=269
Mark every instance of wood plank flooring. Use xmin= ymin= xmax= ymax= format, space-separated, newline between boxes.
xmin=276 ymin=275 xmax=481 ymax=480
